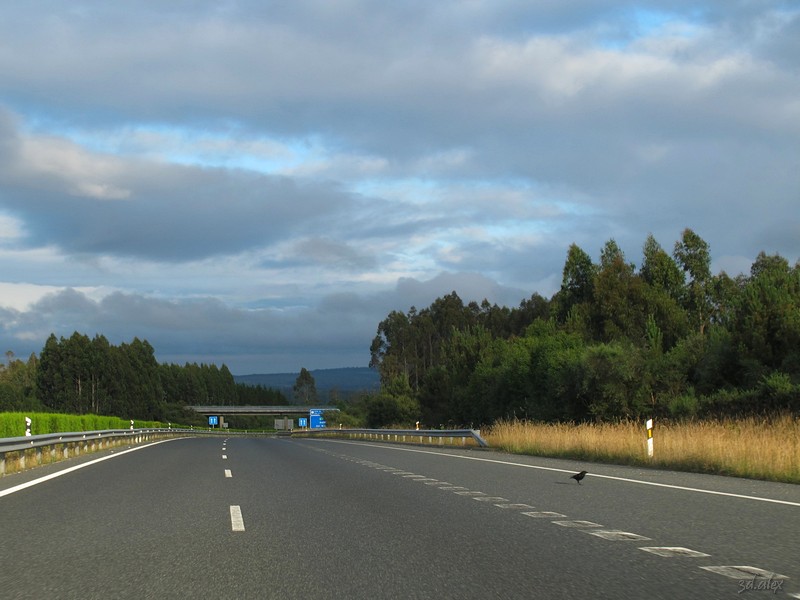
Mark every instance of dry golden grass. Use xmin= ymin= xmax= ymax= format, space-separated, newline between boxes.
xmin=484 ymin=416 xmax=800 ymax=483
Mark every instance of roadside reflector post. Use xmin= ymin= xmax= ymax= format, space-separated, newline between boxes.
xmin=646 ymin=418 xmax=654 ymax=458
xmin=25 ymin=416 xmax=32 ymax=437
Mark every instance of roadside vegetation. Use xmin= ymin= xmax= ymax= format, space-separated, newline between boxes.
xmin=0 ymin=340 xmax=287 ymax=429
xmin=485 ymin=416 xmax=800 ymax=484
xmin=0 ymin=412 xmax=164 ymax=438
xmin=365 ymin=229 xmax=799 ymax=427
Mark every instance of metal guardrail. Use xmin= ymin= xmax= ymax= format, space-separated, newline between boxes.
xmin=0 ymin=428 xmax=195 ymax=453
xmin=292 ymin=428 xmax=488 ymax=448
xmin=0 ymin=427 xmax=264 ymax=476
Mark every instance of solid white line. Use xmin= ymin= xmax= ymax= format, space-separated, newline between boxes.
xmin=225 ymin=469 xmax=232 ymax=478
xmin=230 ymin=505 xmax=245 ymax=531
xmin=313 ymin=439 xmax=800 ymax=507
xmin=0 ymin=438 xmax=182 ymax=498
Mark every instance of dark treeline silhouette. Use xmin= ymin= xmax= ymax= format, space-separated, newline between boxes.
xmin=367 ymin=229 xmax=800 ymax=427
xmin=0 ymin=333 xmax=287 ymax=426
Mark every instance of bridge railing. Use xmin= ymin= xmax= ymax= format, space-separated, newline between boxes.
xmin=292 ymin=427 xmax=488 ymax=448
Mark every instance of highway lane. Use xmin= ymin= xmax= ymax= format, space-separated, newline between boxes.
xmin=0 ymin=436 xmax=798 ymax=599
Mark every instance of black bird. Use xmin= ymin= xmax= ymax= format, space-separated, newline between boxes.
xmin=570 ymin=470 xmax=588 ymax=484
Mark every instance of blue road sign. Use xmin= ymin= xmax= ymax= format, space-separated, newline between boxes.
xmin=298 ymin=417 xmax=308 ymax=427
xmin=208 ymin=415 xmax=219 ymax=426
xmin=309 ymin=409 xmax=325 ymax=429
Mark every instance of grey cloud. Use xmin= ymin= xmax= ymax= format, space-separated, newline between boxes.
xmin=0 ymin=271 xmax=531 ymax=373
xmin=0 ymin=121 xmax=357 ymax=261
xmin=286 ymin=238 xmax=378 ymax=271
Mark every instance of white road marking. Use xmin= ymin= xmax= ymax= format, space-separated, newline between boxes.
xmin=438 ymin=486 xmax=468 ymax=490
xmin=230 ymin=505 xmax=245 ymax=531
xmin=455 ymin=491 xmax=485 ymax=496
xmin=0 ymin=439 xmax=183 ymax=498
xmin=552 ymin=520 xmax=603 ymax=528
xmin=473 ymin=496 xmax=508 ymax=502
xmin=224 ymin=469 xmax=232 ymax=478
xmin=222 ymin=454 xmax=227 ymax=459
xmin=700 ymin=566 xmax=788 ymax=580
xmin=321 ymin=440 xmax=800 ymax=507
xmin=523 ymin=511 xmax=567 ymax=518
xmin=639 ymin=547 xmax=709 ymax=557
xmin=583 ymin=530 xmax=651 ymax=541
xmin=495 ymin=503 xmax=534 ymax=509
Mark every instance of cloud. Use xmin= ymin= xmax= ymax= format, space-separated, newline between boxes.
xmin=0 ymin=1 xmax=798 ymax=373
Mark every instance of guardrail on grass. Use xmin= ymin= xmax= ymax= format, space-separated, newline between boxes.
xmin=292 ymin=427 xmax=489 ymax=448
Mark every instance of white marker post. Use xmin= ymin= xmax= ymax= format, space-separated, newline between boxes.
xmin=646 ymin=418 xmax=654 ymax=458
xmin=25 ymin=416 xmax=32 ymax=437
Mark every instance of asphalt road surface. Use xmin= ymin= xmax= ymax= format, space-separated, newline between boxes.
xmin=1 ymin=436 xmax=798 ymax=599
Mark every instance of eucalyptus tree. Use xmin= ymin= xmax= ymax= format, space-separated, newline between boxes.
xmin=673 ymin=228 xmax=712 ymax=334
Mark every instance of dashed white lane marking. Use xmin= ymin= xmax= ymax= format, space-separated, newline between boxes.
xmin=321 ymin=440 xmax=800 ymax=507
xmin=700 ymin=566 xmax=788 ymax=580
xmin=322 ymin=446 xmax=798 ymax=593
xmin=222 ymin=454 xmax=227 ymax=460
xmin=0 ymin=439 xmax=183 ymax=498
xmin=639 ymin=547 xmax=709 ymax=557
xmin=224 ymin=469 xmax=232 ymax=478
xmin=583 ymin=530 xmax=651 ymax=541
xmin=230 ymin=505 xmax=245 ymax=532
xmin=552 ymin=520 xmax=603 ymax=528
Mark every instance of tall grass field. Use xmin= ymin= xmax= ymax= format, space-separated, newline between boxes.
xmin=0 ymin=412 xmax=163 ymax=438
xmin=485 ymin=416 xmax=800 ymax=484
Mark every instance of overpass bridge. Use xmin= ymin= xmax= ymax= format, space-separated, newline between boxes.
xmin=187 ymin=405 xmax=340 ymax=417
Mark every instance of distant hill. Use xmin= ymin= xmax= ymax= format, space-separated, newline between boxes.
xmin=234 ymin=367 xmax=380 ymax=401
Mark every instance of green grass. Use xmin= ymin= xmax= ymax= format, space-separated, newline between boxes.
xmin=0 ymin=412 xmax=164 ymax=438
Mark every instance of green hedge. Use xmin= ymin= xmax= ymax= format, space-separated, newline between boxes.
xmin=0 ymin=412 xmax=164 ymax=438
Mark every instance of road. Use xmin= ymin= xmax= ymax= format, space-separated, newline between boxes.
xmin=0 ymin=436 xmax=798 ymax=599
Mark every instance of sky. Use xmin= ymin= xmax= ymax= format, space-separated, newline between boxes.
xmin=0 ymin=1 xmax=798 ymax=375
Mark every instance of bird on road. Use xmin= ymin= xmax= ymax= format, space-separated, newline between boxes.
xmin=570 ymin=470 xmax=588 ymax=484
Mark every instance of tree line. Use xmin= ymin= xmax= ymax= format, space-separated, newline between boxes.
xmin=364 ymin=229 xmax=800 ymax=427
xmin=0 ymin=333 xmax=287 ymax=427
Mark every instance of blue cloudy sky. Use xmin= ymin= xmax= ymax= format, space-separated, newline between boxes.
xmin=0 ymin=1 xmax=798 ymax=374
